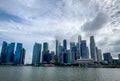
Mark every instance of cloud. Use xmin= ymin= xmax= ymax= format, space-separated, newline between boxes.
xmin=81 ymin=12 xmax=109 ymax=36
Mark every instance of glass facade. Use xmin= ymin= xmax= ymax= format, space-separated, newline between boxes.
xmin=14 ymin=43 xmax=22 ymax=64
xmin=32 ymin=43 xmax=41 ymax=65
xmin=6 ymin=43 xmax=15 ymax=63
xmin=1 ymin=41 xmax=8 ymax=63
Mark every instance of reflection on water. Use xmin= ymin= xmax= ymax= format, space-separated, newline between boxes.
xmin=0 ymin=66 xmax=120 ymax=81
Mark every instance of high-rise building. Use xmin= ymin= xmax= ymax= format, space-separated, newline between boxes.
xmin=90 ymin=36 xmax=97 ymax=61
xmin=20 ymin=48 xmax=26 ymax=64
xmin=0 ymin=41 xmax=8 ymax=63
xmin=42 ymin=42 xmax=49 ymax=62
xmin=70 ymin=42 xmax=76 ymax=64
xmin=32 ymin=43 xmax=42 ymax=65
xmin=96 ymin=47 xmax=102 ymax=62
xmin=63 ymin=39 xmax=67 ymax=50
xmin=77 ymin=35 xmax=81 ymax=59
xmin=86 ymin=47 xmax=89 ymax=59
xmin=56 ymin=40 xmax=60 ymax=63
xmin=14 ymin=43 xmax=23 ymax=64
xmin=103 ymin=53 xmax=112 ymax=64
xmin=81 ymin=40 xmax=88 ymax=59
xmin=6 ymin=43 xmax=15 ymax=63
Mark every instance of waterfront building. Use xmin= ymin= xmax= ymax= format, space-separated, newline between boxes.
xmin=0 ymin=41 xmax=8 ymax=63
xmin=90 ymin=36 xmax=97 ymax=61
xmin=32 ymin=43 xmax=42 ymax=65
xmin=103 ymin=53 xmax=112 ymax=64
xmin=6 ymin=42 xmax=15 ymax=64
xmin=81 ymin=40 xmax=88 ymax=59
xmin=14 ymin=43 xmax=23 ymax=64
xmin=63 ymin=39 xmax=67 ymax=50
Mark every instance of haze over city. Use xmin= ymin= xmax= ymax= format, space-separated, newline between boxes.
xmin=0 ymin=0 xmax=120 ymax=63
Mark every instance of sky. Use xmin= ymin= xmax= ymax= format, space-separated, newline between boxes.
xmin=0 ymin=0 xmax=120 ymax=63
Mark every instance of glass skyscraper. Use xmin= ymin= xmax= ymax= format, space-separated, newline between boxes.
xmin=14 ymin=43 xmax=23 ymax=64
xmin=56 ymin=40 xmax=60 ymax=63
xmin=90 ymin=36 xmax=97 ymax=61
xmin=81 ymin=40 xmax=88 ymax=59
xmin=20 ymin=48 xmax=26 ymax=64
xmin=63 ymin=39 xmax=67 ymax=50
xmin=103 ymin=52 xmax=112 ymax=64
xmin=32 ymin=43 xmax=42 ymax=65
xmin=6 ymin=42 xmax=15 ymax=63
xmin=0 ymin=41 xmax=8 ymax=63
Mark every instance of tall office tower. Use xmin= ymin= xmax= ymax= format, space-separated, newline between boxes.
xmin=1 ymin=41 xmax=8 ymax=63
xmin=97 ymin=49 xmax=102 ymax=62
xmin=78 ymin=35 xmax=82 ymax=59
xmin=70 ymin=42 xmax=76 ymax=64
xmin=118 ymin=54 xmax=120 ymax=60
xmin=86 ymin=47 xmax=89 ymax=59
xmin=20 ymin=48 xmax=26 ymax=64
xmin=63 ymin=39 xmax=67 ymax=50
xmin=14 ymin=43 xmax=23 ymax=64
xmin=66 ymin=50 xmax=71 ymax=64
xmin=42 ymin=42 xmax=49 ymax=62
xmin=59 ymin=45 xmax=64 ymax=64
xmin=103 ymin=53 xmax=112 ymax=64
xmin=56 ymin=40 xmax=60 ymax=63
xmin=81 ymin=40 xmax=88 ymax=59
xmin=90 ymin=36 xmax=97 ymax=61
xmin=96 ymin=47 xmax=98 ymax=61
xmin=32 ymin=43 xmax=42 ymax=65
xmin=6 ymin=43 xmax=15 ymax=64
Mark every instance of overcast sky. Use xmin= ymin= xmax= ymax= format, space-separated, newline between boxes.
xmin=0 ymin=0 xmax=120 ymax=63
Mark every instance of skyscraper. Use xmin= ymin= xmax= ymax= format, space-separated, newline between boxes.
xmin=103 ymin=52 xmax=112 ymax=64
xmin=90 ymin=36 xmax=97 ymax=61
xmin=32 ymin=43 xmax=42 ymax=65
xmin=20 ymin=48 xmax=26 ymax=64
xmin=63 ymin=39 xmax=67 ymax=50
xmin=42 ymin=42 xmax=49 ymax=62
xmin=96 ymin=47 xmax=102 ymax=62
xmin=6 ymin=42 xmax=15 ymax=64
xmin=56 ymin=40 xmax=60 ymax=63
xmin=14 ymin=43 xmax=23 ymax=64
xmin=81 ymin=40 xmax=88 ymax=59
xmin=70 ymin=42 xmax=76 ymax=64
xmin=1 ymin=41 xmax=8 ymax=63
xmin=77 ymin=35 xmax=81 ymax=59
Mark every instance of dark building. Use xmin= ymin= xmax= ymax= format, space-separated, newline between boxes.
xmin=90 ymin=36 xmax=97 ymax=61
xmin=6 ymin=43 xmax=15 ymax=64
xmin=14 ymin=43 xmax=23 ymax=64
xmin=20 ymin=48 xmax=26 ymax=64
xmin=103 ymin=53 xmax=112 ymax=64
xmin=42 ymin=42 xmax=49 ymax=62
xmin=32 ymin=43 xmax=42 ymax=65
xmin=81 ymin=40 xmax=88 ymax=59
xmin=1 ymin=41 xmax=8 ymax=64
xmin=63 ymin=39 xmax=67 ymax=50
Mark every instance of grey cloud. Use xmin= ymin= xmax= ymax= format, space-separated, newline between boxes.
xmin=82 ymin=12 xmax=109 ymax=35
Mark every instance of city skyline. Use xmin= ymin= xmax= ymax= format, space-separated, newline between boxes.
xmin=0 ymin=0 xmax=120 ymax=63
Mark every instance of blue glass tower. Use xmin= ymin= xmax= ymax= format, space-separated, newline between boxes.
xmin=103 ymin=52 xmax=112 ymax=64
xmin=14 ymin=43 xmax=22 ymax=64
xmin=42 ymin=42 xmax=49 ymax=62
xmin=63 ymin=39 xmax=67 ymax=50
xmin=20 ymin=48 xmax=26 ymax=64
xmin=32 ymin=43 xmax=42 ymax=65
xmin=6 ymin=43 xmax=15 ymax=63
xmin=1 ymin=41 xmax=8 ymax=63
xmin=81 ymin=40 xmax=88 ymax=59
